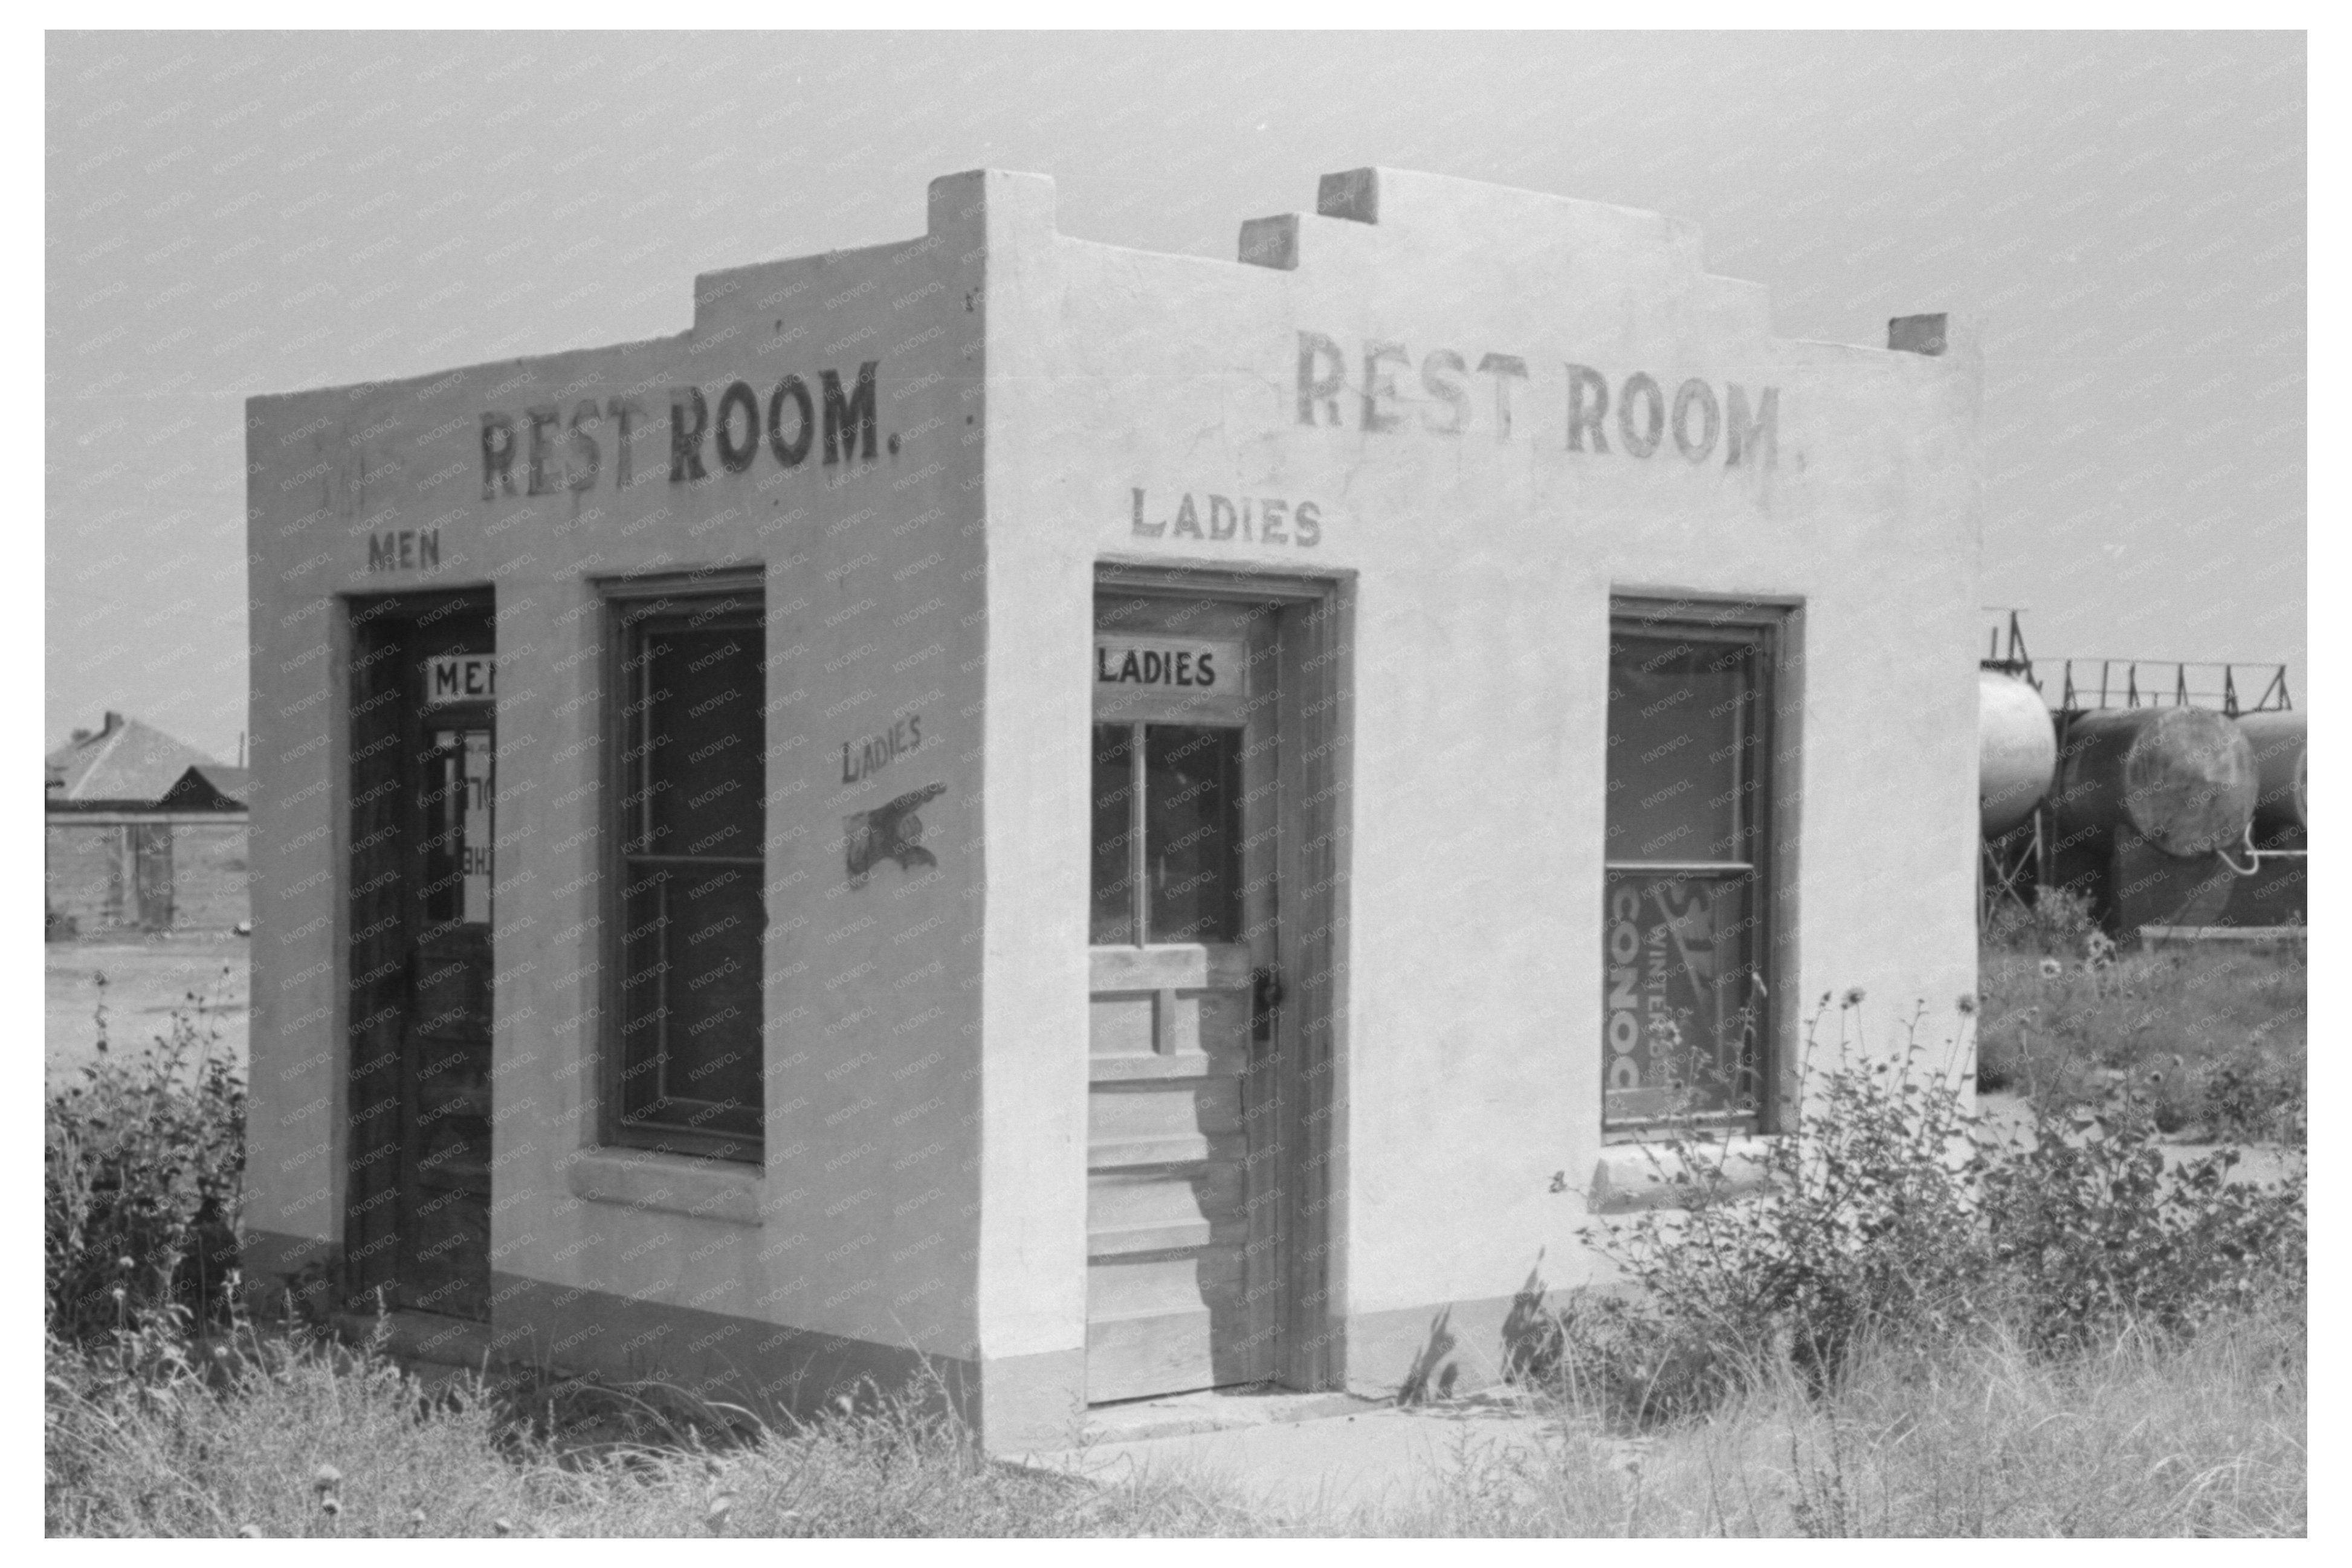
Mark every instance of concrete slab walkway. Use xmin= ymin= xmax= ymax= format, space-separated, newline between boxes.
xmin=1026 ymin=1389 xmax=1572 ymax=1520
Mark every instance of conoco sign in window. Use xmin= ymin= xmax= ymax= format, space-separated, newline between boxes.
xmin=1601 ymin=608 xmax=1780 ymax=1132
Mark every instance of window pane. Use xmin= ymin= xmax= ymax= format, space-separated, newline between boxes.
xmin=1144 ymin=724 xmax=1241 ymax=944
xmin=1602 ymin=868 xmax=1759 ymax=1123
xmin=619 ymin=863 xmax=764 ymax=1134
xmin=633 ymin=619 xmax=764 ymax=859
xmin=419 ymin=732 xmax=465 ymax=928
xmin=1091 ymin=723 xmax=1137 ymax=944
xmin=1605 ymin=633 xmax=1757 ymax=864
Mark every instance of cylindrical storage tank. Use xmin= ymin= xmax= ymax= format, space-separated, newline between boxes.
xmin=2235 ymin=711 xmax=2306 ymax=839
xmin=2052 ymin=706 xmax=2258 ymax=859
xmin=1979 ymin=671 xmax=2057 ymax=836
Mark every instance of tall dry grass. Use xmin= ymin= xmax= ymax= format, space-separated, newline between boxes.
xmin=1377 ymin=1297 xmax=2305 ymax=1537
xmin=44 ymin=1329 xmax=1266 ymax=1538
xmin=48 ymin=1297 xmax=2302 ymax=1537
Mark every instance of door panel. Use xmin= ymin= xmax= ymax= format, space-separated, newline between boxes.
xmin=1086 ymin=595 xmax=1283 ymax=1404
xmin=1084 ymin=947 xmax=1258 ymax=1401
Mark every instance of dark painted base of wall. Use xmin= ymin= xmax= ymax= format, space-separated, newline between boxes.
xmin=485 ymin=1271 xmax=973 ymax=1427
xmin=488 ymin=1274 xmax=1090 ymax=1454
xmin=1342 ymin=1287 xmax=1549 ymax=1404
xmin=236 ymin=1230 xmax=1087 ymax=1454
xmin=246 ymin=1228 xmax=1567 ymax=1445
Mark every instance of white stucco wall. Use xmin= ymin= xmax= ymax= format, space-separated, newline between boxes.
xmin=977 ymin=166 xmax=1980 ymax=1349
xmin=245 ymin=192 xmax=996 ymax=1366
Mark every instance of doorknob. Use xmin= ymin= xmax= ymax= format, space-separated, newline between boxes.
xmin=1251 ymin=965 xmax=1284 ymax=1045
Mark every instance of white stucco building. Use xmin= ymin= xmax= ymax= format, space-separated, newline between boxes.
xmin=242 ymin=166 xmax=1981 ymax=1450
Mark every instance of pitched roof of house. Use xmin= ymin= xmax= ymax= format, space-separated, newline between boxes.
xmin=45 ymin=712 xmax=221 ymax=808
xmin=157 ymin=764 xmax=251 ymax=811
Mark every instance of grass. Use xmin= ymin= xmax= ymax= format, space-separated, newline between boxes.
xmin=1975 ymin=940 xmax=2305 ymax=1142
xmin=45 ymin=1327 xmax=1271 ymax=1538
xmin=46 ymin=1299 xmax=2304 ymax=1537
xmin=47 ymin=930 xmax=2305 ymax=1537
xmin=1378 ymin=1295 xmax=2304 ymax=1537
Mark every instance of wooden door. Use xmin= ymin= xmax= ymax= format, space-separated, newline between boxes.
xmin=344 ymin=597 xmax=494 ymax=1321
xmin=1085 ymin=596 xmax=1284 ymax=1403
xmin=131 ymin=824 xmax=174 ymax=930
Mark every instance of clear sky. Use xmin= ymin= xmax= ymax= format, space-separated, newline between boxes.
xmin=46 ymin=30 xmax=2305 ymax=760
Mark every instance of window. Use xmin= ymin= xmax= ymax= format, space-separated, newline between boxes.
xmin=1602 ymin=602 xmax=1781 ymax=1132
xmin=606 ymin=578 xmax=766 ymax=1163
xmin=420 ymin=726 xmax=493 ymax=930
xmin=1090 ymin=720 xmax=1245 ymax=945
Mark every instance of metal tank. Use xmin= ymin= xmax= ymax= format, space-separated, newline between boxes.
xmin=2235 ymin=710 xmax=2306 ymax=839
xmin=2050 ymin=706 xmax=2258 ymax=858
xmin=1979 ymin=671 xmax=2057 ymax=836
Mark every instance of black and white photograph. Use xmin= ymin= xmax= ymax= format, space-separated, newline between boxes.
xmin=37 ymin=24 xmax=2315 ymax=1539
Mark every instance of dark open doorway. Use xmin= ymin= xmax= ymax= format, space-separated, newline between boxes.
xmin=343 ymin=590 xmax=496 ymax=1320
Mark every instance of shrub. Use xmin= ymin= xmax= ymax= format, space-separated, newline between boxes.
xmin=46 ymin=976 xmax=245 ymax=1343
xmin=1982 ymin=883 xmax=2099 ymax=956
xmin=1525 ymin=993 xmax=2307 ymax=1425
xmin=1977 ymin=1089 xmax=2306 ymax=1354
xmin=1501 ymin=1283 xmax=1733 ymax=1427
xmin=1563 ymin=998 xmax=1991 ymax=1421
xmin=1403 ymin=1301 xmax=2304 ymax=1537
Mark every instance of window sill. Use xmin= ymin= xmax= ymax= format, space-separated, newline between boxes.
xmin=1589 ymin=1135 xmax=1780 ymax=1214
xmin=566 ymin=1148 xmax=764 ymax=1227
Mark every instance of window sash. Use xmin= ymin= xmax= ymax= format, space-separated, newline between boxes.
xmin=1603 ymin=605 xmax=1782 ymax=1134
xmin=602 ymin=577 xmax=767 ymax=1164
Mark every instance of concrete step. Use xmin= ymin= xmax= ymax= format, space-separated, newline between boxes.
xmin=1079 ymin=1384 xmax=1384 ymax=1445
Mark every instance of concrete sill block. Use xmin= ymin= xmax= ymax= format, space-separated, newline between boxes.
xmin=1589 ymin=1136 xmax=1782 ymax=1214
xmin=565 ymin=1149 xmax=764 ymax=1227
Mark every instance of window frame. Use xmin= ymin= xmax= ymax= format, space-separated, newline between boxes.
xmin=598 ymin=569 xmax=769 ymax=1166
xmin=1602 ymin=593 xmax=1797 ymax=1140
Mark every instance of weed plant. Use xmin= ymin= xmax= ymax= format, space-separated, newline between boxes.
xmin=1977 ymin=889 xmax=2305 ymax=1142
xmin=46 ymin=975 xmax=244 ymax=1342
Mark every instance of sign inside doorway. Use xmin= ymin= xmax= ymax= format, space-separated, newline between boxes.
xmin=426 ymin=655 xmax=496 ymax=705
xmin=1094 ymin=636 xmax=1247 ymax=695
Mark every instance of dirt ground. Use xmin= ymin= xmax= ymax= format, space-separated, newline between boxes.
xmin=45 ymin=934 xmax=250 ymax=1086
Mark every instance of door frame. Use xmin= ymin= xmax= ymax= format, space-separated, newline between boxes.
xmin=340 ymin=587 xmax=497 ymax=1314
xmin=1093 ymin=560 xmax=1352 ymax=1393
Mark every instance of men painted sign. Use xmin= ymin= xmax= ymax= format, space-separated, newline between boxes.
xmin=425 ymin=655 xmax=496 ymax=705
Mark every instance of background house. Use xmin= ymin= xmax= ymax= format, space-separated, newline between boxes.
xmin=45 ymin=712 xmax=251 ymax=937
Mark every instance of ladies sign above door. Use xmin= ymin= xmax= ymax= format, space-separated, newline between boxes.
xmin=1095 ymin=634 xmax=1251 ymax=724
xmin=1094 ymin=636 xmax=1245 ymax=695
